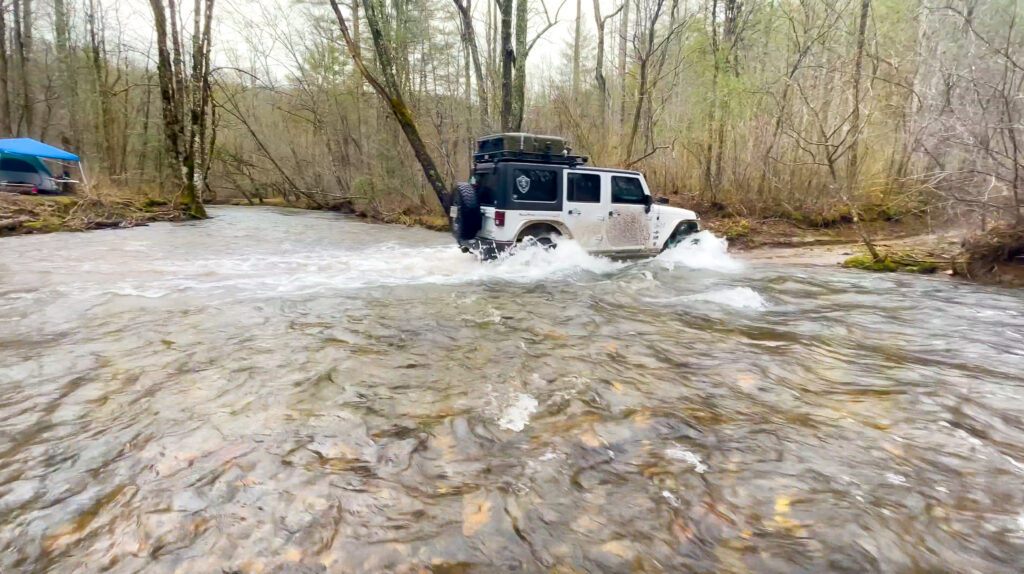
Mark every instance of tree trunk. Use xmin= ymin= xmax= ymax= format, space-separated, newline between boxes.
xmin=486 ymin=0 xmax=494 ymax=112
xmin=702 ymin=0 xmax=719 ymax=202
xmin=351 ymin=0 xmax=362 ymax=140
xmin=498 ymin=0 xmax=513 ymax=130
xmin=139 ymin=64 xmax=153 ymax=177
xmin=617 ymin=0 xmax=629 ymax=130
xmin=511 ymin=0 xmax=527 ymax=129
xmin=593 ymin=0 xmax=608 ymax=114
xmin=88 ymin=0 xmax=114 ymax=171
xmin=571 ymin=0 xmax=582 ymax=98
xmin=624 ymin=58 xmax=647 ymax=164
xmin=54 ymin=0 xmax=78 ymax=148
xmin=328 ymin=0 xmax=450 ymax=209
xmin=453 ymin=0 xmax=489 ymax=126
xmin=168 ymin=0 xmax=186 ymax=129
xmin=187 ymin=0 xmax=215 ymax=207
xmin=847 ymin=0 xmax=870 ymax=192
xmin=0 ymin=1 xmax=11 ymax=135
xmin=13 ymin=0 xmax=32 ymax=136
xmin=147 ymin=0 xmax=206 ymax=217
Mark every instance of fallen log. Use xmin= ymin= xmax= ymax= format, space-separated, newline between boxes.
xmin=0 ymin=217 xmax=31 ymax=231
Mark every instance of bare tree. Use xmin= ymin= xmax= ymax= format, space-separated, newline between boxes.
xmin=452 ymin=0 xmax=489 ymax=124
xmin=511 ymin=0 xmax=564 ymax=130
xmin=593 ymin=0 xmax=624 ymax=124
xmin=147 ymin=0 xmax=214 ymax=217
xmin=12 ymin=0 xmax=32 ymax=136
xmin=616 ymin=0 xmax=629 ymax=128
xmin=847 ymin=0 xmax=870 ymax=191
xmin=498 ymin=0 xmax=513 ymax=129
xmin=0 ymin=0 xmax=11 ymax=134
xmin=622 ymin=0 xmax=686 ymax=165
xmin=571 ymin=0 xmax=581 ymax=97
xmin=329 ymin=0 xmax=451 ymax=209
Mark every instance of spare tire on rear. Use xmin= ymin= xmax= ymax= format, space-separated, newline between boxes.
xmin=450 ymin=182 xmax=482 ymax=241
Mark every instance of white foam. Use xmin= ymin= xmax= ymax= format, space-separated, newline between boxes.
xmin=656 ymin=230 xmax=743 ymax=272
xmin=40 ymin=237 xmax=631 ymax=306
xmin=677 ymin=287 xmax=767 ymax=310
xmin=497 ymin=393 xmax=539 ymax=432
xmin=482 ymin=239 xmax=626 ymax=282
xmin=665 ymin=448 xmax=708 ymax=473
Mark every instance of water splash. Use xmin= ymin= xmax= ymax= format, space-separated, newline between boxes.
xmin=677 ymin=287 xmax=768 ymax=310
xmin=656 ymin=230 xmax=744 ymax=272
xmin=497 ymin=393 xmax=539 ymax=432
xmin=665 ymin=448 xmax=708 ymax=473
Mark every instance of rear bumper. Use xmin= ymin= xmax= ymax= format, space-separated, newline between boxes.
xmin=457 ymin=237 xmax=514 ymax=260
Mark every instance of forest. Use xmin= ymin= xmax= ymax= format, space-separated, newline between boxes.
xmin=0 ymin=0 xmax=1021 ymax=236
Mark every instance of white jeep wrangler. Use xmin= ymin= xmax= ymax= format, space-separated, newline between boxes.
xmin=449 ymin=133 xmax=700 ymax=258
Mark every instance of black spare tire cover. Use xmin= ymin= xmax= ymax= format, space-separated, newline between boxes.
xmin=450 ymin=182 xmax=482 ymax=241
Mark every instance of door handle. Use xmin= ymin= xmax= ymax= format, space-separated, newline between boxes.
xmin=567 ymin=209 xmax=581 ymax=216
xmin=609 ymin=210 xmax=620 ymax=216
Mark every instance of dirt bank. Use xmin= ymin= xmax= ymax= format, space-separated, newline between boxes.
xmin=734 ymin=227 xmax=1024 ymax=288
xmin=734 ymin=231 xmax=963 ymax=267
xmin=0 ymin=191 xmax=186 ymax=237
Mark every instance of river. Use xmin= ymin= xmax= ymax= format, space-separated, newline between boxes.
xmin=2 ymin=206 xmax=1023 ymax=572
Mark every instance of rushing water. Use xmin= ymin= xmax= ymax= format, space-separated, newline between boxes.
xmin=2 ymin=206 xmax=1024 ymax=573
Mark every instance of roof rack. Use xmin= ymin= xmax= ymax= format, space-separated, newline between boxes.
xmin=473 ymin=133 xmax=588 ymax=167
xmin=473 ymin=149 xmax=589 ymax=166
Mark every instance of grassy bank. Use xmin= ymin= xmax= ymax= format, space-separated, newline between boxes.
xmin=0 ymin=188 xmax=187 ymax=237
xmin=832 ymin=225 xmax=1024 ymax=287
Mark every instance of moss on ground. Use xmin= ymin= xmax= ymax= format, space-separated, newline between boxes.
xmin=843 ymin=252 xmax=941 ymax=274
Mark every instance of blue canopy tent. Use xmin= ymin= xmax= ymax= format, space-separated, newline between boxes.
xmin=0 ymin=138 xmax=84 ymax=194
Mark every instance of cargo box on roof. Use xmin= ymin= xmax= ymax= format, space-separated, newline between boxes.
xmin=476 ymin=133 xmax=567 ymax=155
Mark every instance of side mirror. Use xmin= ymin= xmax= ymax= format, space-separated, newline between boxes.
xmin=655 ymin=197 xmax=669 ymax=205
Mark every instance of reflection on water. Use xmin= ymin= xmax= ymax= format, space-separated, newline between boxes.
xmin=2 ymin=206 xmax=1024 ymax=572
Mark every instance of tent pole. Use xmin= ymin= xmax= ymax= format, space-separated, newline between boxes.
xmin=79 ymin=160 xmax=89 ymax=189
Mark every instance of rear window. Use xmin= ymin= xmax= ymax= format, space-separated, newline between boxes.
xmin=473 ymin=171 xmax=497 ymax=205
xmin=567 ymin=172 xmax=601 ymax=203
xmin=511 ymin=168 xmax=557 ymax=202
xmin=611 ymin=176 xmax=646 ymax=204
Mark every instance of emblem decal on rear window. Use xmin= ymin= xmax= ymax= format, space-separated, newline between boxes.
xmin=516 ymin=174 xmax=531 ymax=194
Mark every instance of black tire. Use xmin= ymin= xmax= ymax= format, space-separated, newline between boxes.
xmin=517 ymin=224 xmax=561 ymax=250
xmin=450 ymin=182 xmax=482 ymax=241
xmin=663 ymin=221 xmax=700 ymax=251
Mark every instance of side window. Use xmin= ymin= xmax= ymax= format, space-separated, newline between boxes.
xmin=566 ymin=172 xmax=601 ymax=203
xmin=611 ymin=176 xmax=647 ymax=204
xmin=511 ymin=168 xmax=557 ymax=202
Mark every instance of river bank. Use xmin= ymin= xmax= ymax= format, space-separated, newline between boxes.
xmin=0 ymin=189 xmax=943 ymax=247
xmin=0 ymin=191 xmax=185 ymax=237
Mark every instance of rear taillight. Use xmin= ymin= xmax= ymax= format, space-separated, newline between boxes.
xmin=494 ymin=210 xmax=505 ymax=227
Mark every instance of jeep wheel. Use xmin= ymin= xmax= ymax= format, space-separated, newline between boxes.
xmin=450 ymin=182 xmax=481 ymax=241
xmin=517 ymin=223 xmax=562 ymax=250
xmin=663 ymin=221 xmax=700 ymax=251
